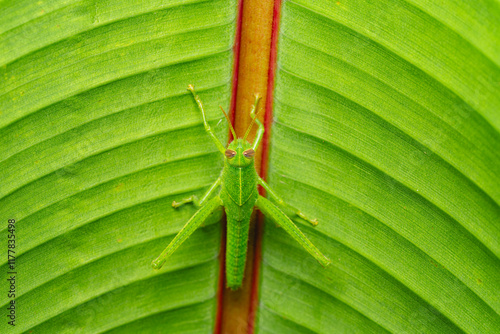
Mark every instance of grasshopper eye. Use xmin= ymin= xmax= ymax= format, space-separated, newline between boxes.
xmin=225 ymin=149 xmax=237 ymax=159
xmin=243 ymin=149 xmax=255 ymax=159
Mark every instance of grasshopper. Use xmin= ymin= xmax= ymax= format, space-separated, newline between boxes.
xmin=152 ymin=85 xmax=330 ymax=289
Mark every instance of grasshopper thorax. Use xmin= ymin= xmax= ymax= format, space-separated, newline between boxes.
xmin=225 ymin=139 xmax=255 ymax=167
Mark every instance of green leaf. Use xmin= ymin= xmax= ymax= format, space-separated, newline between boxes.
xmin=0 ymin=0 xmax=236 ymax=332
xmin=257 ymin=1 xmax=500 ymax=333
xmin=2 ymin=0 xmax=499 ymax=332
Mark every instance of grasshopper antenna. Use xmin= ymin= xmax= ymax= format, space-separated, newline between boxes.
xmin=220 ymin=106 xmax=237 ymax=139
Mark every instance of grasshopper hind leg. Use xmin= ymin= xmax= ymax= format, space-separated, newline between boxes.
xmin=152 ymin=196 xmax=223 ymax=270
xmin=256 ymin=195 xmax=330 ymax=267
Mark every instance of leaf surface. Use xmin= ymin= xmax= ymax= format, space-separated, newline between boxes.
xmin=0 ymin=0 xmax=236 ymax=332
xmin=257 ymin=1 xmax=500 ymax=333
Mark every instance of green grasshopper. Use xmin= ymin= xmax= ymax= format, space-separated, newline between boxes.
xmin=152 ymin=85 xmax=330 ymax=289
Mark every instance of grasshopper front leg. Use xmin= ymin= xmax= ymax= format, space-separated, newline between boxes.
xmin=188 ymin=85 xmax=226 ymax=155
xmin=258 ymin=177 xmax=318 ymax=226
xmin=256 ymin=195 xmax=330 ymax=267
xmin=249 ymin=94 xmax=264 ymax=151
xmin=152 ymin=196 xmax=223 ymax=270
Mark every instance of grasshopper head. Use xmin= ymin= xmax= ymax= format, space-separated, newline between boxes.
xmin=219 ymin=101 xmax=260 ymax=168
xmin=225 ymin=139 xmax=255 ymax=167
